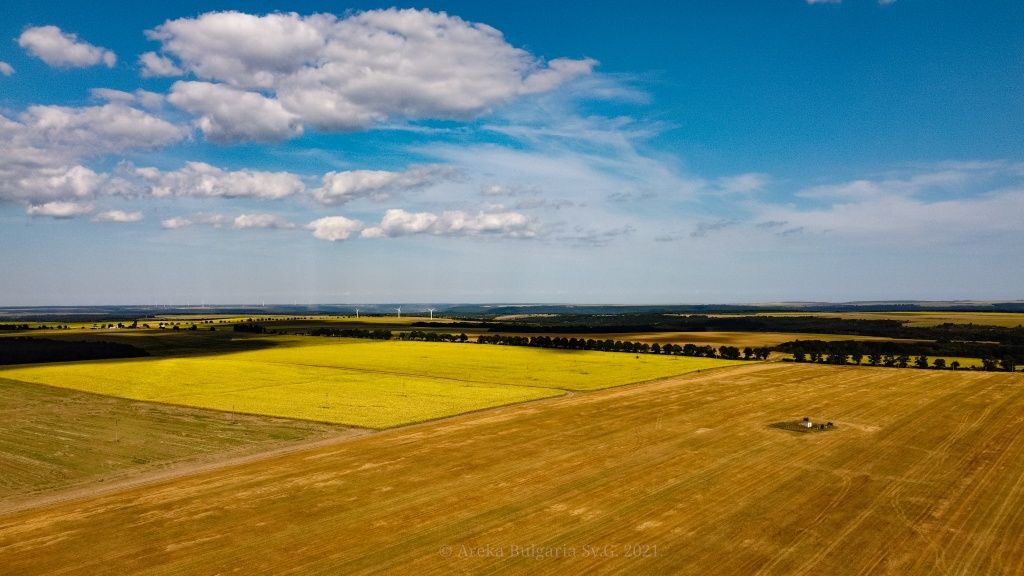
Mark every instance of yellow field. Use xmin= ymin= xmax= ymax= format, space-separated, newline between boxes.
xmin=2 ymin=363 xmax=1023 ymax=575
xmin=0 ymin=339 xmax=743 ymax=428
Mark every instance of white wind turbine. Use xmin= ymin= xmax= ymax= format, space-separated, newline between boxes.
xmin=427 ymin=308 xmax=435 ymax=319
xmin=395 ymin=307 xmax=402 ymax=319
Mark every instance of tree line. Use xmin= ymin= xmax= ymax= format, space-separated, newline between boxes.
xmin=475 ymin=334 xmax=772 ymax=359
xmin=487 ymin=314 xmax=1024 ymax=346
xmin=778 ymin=339 xmax=1019 ymax=372
xmin=309 ymin=327 xmax=392 ymax=340
xmin=306 ymin=326 xmax=770 ymax=360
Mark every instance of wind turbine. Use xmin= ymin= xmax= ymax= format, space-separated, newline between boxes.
xmin=395 ymin=307 xmax=402 ymax=319
xmin=355 ymin=308 xmax=359 ymax=319
xmin=427 ymin=308 xmax=435 ymax=319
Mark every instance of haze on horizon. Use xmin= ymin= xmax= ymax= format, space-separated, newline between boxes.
xmin=2 ymin=0 xmax=1022 ymax=306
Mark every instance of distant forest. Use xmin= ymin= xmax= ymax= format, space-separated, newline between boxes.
xmin=419 ymin=314 xmax=1024 ymax=344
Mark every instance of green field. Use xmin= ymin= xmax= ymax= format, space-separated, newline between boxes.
xmin=0 ymin=339 xmax=744 ymax=428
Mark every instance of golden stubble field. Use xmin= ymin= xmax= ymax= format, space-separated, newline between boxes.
xmin=1 ymin=363 xmax=1022 ymax=575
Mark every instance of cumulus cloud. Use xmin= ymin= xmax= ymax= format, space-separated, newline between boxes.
xmin=27 ymin=201 xmax=93 ymax=218
xmin=10 ymin=165 xmax=105 ymax=202
xmin=167 ymin=81 xmax=302 ymax=142
xmin=160 ymin=216 xmax=193 ymax=229
xmin=313 ymin=165 xmax=457 ymax=204
xmin=360 ymin=208 xmax=537 ymax=239
xmin=162 ymin=212 xmax=295 ymax=230
xmin=138 ymin=51 xmax=183 ymax=77
xmin=147 ymin=9 xmax=596 ymax=140
xmin=232 ymin=213 xmax=295 ymax=229
xmin=18 ymin=104 xmax=187 ymax=156
xmin=307 ymin=215 xmax=364 ymax=241
xmin=136 ymin=162 xmax=304 ymax=199
xmin=18 ymin=26 xmax=116 ymax=68
xmin=94 ymin=210 xmax=143 ymax=223
xmin=0 ymin=104 xmax=187 ymax=213
xmin=0 ymin=61 xmax=14 ymax=76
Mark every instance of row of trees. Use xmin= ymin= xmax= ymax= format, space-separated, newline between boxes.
xmin=475 ymin=334 xmax=771 ymax=360
xmin=305 ymin=327 xmax=771 ymax=361
xmin=0 ymin=324 xmax=73 ymax=330
xmin=782 ymin=340 xmax=1018 ymax=372
xmin=310 ymin=327 xmax=392 ymax=340
xmin=398 ymin=330 xmax=469 ymax=343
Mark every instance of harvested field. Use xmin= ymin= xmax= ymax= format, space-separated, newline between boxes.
xmin=0 ymin=377 xmax=352 ymax=501
xmin=732 ymin=311 xmax=1024 ymax=328
xmin=2 ymin=363 xmax=1023 ymax=575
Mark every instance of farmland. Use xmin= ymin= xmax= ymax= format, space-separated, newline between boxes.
xmin=0 ymin=377 xmax=352 ymax=503
xmin=0 ymin=339 xmax=743 ymax=428
xmin=731 ymin=310 xmax=1024 ymax=328
xmin=2 ymin=362 xmax=1023 ymax=575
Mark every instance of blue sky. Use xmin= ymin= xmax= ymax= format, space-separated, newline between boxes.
xmin=1 ymin=0 xmax=1022 ymax=305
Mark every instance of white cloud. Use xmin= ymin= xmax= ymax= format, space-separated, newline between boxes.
xmin=0 ymin=104 xmax=186 ymax=214
xmin=17 ymin=26 xmax=116 ymax=68
xmin=148 ymin=9 xmax=596 ymax=140
xmin=715 ymin=173 xmax=769 ymax=194
xmin=90 ymin=88 xmax=165 ymax=110
xmin=0 ymin=61 xmax=14 ymax=76
xmin=27 ymin=200 xmax=93 ymax=218
xmin=168 ymin=81 xmax=302 ymax=142
xmin=796 ymin=167 xmax=998 ymax=200
xmin=307 ymin=215 xmax=364 ymax=241
xmin=233 ymin=213 xmax=294 ymax=229
xmin=160 ymin=216 xmax=193 ymax=229
xmin=89 ymin=88 xmax=135 ymax=103
xmin=360 ymin=208 xmax=537 ymax=239
xmin=137 ymin=161 xmax=304 ymax=199
xmin=94 ymin=210 xmax=143 ymax=223
xmin=190 ymin=214 xmax=236 ymax=227
xmin=314 ymin=165 xmax=457 ymax=204
xmin=162 ymin=212 xmax=294 ymax=230
xmin=760 ymin=190 xmax=1024 ymax=243
xmin=18 ymin=103 xmax=187 ymax=156
xmin=139 ymin=51 xmax=183 ymax=77
xmin=1 ymin=164 xmax=106 ymax=206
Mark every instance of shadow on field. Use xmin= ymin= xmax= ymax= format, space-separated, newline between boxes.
xmin=0 ymin=331 xmax=300 ymax=364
